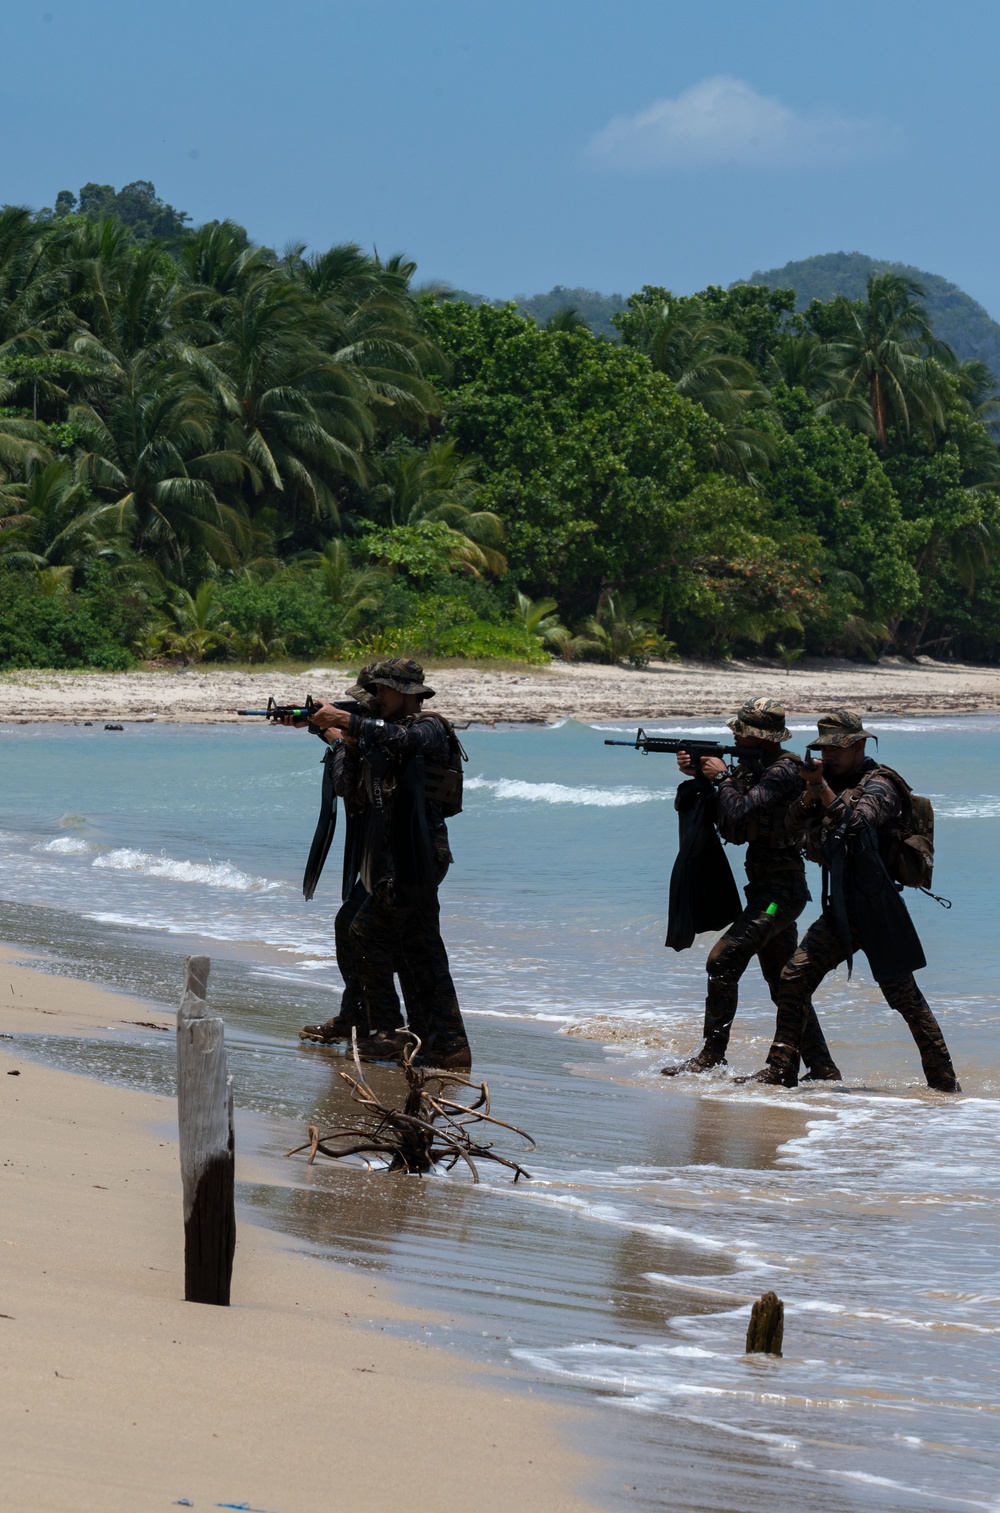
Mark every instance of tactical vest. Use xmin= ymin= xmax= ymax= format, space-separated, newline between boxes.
xmin=735 ymin=753 xmax=803 ymax=855
xmin=409 ymin=713 xmax=468 ymax=818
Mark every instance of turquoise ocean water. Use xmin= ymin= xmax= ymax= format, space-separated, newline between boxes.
xmin=2 ymin=715 xmax=999 ymax=1512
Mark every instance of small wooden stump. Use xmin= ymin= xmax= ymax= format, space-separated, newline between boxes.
xmin=746 ymin=1291 xmax=784 ymax=1356
xmin=176 ymin=956 xmax=235 ymax=1306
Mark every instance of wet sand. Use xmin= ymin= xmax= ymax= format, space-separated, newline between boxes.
xmin=0 ymin=951 xmax=598 ymax=1513
xmin=2 ymin=653 xmax=1000 ymax=724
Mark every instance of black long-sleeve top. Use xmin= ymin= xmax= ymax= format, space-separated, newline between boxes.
xmin=714 ymin=752 xmax=806 ymax=878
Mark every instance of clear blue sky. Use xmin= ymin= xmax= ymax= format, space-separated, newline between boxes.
xmin=5 ymin=1 xmax=1000 ymax=313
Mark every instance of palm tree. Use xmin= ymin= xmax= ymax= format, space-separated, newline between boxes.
xmin=147 ymin=580 xmax=234 ymax=662
xmin=0 ymin=209 xmax=71 ymax=469
xmin=545 ymin=307 xmax=589 ymax=333
xmin=827 ymin=273 xmax=955 ymax=450
xmin=191 ymin=264 xmax=371 ymax=528
xmin=513 ymin=589 xmax=568 ymax=651
xmin=180 ymin=220 xmax=266 ymax=303
xmin=298 ymin=537 xmax=388 ymax=645
xmin=624 ymin=298 xmax=777 ymax=481
xmin=289 ymin=245 xmax=443 ymax=426
xmin=955 ymin=359 xmax=1000 ymax=436
xmin=0 ymin=207 xmax=67 ymax=364
xmin=0 ymin=457 xmax=131 ymax=583
xmin=369 ymin=439 xmax=507 ymax=575
xmin=581 ymin=592 xmax=667 ymax=668
xmin=71 ymin=351 xmax=251 ymax=578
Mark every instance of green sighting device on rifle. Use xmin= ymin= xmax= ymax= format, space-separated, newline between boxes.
xmin=237 ymin=695 xmax=322 ymax=722
xmin=237 ymin=694 xmax=369 ymax=736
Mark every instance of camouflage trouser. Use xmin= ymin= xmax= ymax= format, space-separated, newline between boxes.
xmin=334 ymin=880 xmax=415 ymax=1032
xmin=349 ymin=867 xmax=468 ymax=1055
xmin=768 ymin=909 xmax=958 ymax=1087
xmin=704 ymin=877 xmax=837 ymax=1073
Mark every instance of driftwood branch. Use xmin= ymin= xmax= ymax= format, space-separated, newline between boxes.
xmin=286 ymin=1034 xmax=534 ymax=1183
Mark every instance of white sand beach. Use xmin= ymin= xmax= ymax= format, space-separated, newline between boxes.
xmin=0 ymin=950 xmax=597 ymax=1513
xmin=2 ymin=654 xmax=999 ymax=726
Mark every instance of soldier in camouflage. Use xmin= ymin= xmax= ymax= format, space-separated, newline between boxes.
xmin=662 ymin=698 xmax=841 ymax=1080
xmin=301 ymin=658 xmax=471 ymax=1071
xmin=299 ymin=661 xmax=417 ymax=1049
xmin=744 ymin=710 xmax=961 ymax=1091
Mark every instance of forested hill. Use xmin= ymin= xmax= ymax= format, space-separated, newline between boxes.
xmin=744 ymin=252 xmax=1000 ymax=376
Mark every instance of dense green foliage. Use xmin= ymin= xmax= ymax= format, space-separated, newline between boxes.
xmin=443 ymin=286 xmax=627 ymax=340
xmin=3 ymin=182 xmax=1000 ymax=669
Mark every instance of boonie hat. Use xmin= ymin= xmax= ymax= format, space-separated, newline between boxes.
xmin=810 ymin=709 xmax=876 ymax=748
xmin=344 ymin=659 xmax=380 ymax=702
xmin=727 ymin=697 xmax=791 ymax=743
xmin=347 ymin=656 xmax=435 ymax=700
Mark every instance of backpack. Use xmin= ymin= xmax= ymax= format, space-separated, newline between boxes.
xmin=871 ymin=765 xmax=935 ymax=889
xmin=415 ymin=714 xmax=468 ymax=818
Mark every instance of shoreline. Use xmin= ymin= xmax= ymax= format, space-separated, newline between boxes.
xmin=2 ymin=655 xmax=1000 ymax=725
xmin=0 ymin=949 xmax=598 ymax=1513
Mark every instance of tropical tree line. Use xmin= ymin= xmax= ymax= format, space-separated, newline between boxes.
xmin=2 ymin=183 xmax=1000 ymax=670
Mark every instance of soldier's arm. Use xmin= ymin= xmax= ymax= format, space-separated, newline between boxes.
xmin=839 ymin=773 xmax=901 ymax=829
xmin=820 ymin=771 xmax=901 ymax=831
xmin=716 ymin=759 xmax=801 ymax=825
xmin=347 ymin=712 xmax=449 ymax=762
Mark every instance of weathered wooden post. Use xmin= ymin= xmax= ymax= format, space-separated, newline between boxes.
xmin=746 ymin=1290 xmax=784 ymax=1355
xmin=176 ymin=955 xmax=235 ymax=1305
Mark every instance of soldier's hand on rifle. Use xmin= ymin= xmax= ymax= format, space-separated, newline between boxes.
xmin=801 ymin=758 xmax=825 ymax=788
xmin=306 ymin=701 xmax=352 ymax=735
xmin=699 ymin=756 xmax=727 ymax=781
xmin=676 ymin=749 xmax=696 ymax=775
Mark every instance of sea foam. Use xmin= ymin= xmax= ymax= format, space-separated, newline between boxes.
xmin=465 ymin=776 xmax=664 ymax=807
xmin=91 ymin=848 xmax=280 ymax=892
xmin=38 ymin=836 xmax=92 ymax=855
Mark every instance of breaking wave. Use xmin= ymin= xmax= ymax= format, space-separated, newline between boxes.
xmin=91 ymin=848 xmax=280 ymax=892
xmin=37 ymin=836 xmax=92 ymax=855
xmin=931 ymin=796 xmax=1000 ymax=818
xmin=465 ymin=776 xmax=665 ymax=807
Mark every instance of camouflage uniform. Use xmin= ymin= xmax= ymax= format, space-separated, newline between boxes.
xmin=300 ymin=666 xmax=416 ymax=1045
xmin=664 ymin=698 xmax=839 ymax=1078
xmin=345 ymin=659 xmax=469 ymax=1067
xmin=752 ymin=710 xmax=960 ymax=1092
xmin=327 ymin=734 xmax=417 ymax=1038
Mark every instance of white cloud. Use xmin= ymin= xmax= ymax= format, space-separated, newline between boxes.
xmin=587 ymin=76 xmax=892 ymax=171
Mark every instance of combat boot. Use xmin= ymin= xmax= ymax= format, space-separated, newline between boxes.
xmin=299 ymin=1015 xmax=356 ymax=1044
xmin=735 ymin=1043 xmax=799 ymax=1088
xmin=356 ymin=1029 xmax=417 ymax=1064
xmin=660 ymin=1036 xmax=728 ymax=1077
xmin=412 ymin=1036 xmax=472 ymax=1072
xmin=801 ymin=1059 xmax=842 ymax=1082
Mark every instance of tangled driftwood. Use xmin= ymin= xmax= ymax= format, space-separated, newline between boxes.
xmin=286 ymin=1035 xmax=534 ymax=1182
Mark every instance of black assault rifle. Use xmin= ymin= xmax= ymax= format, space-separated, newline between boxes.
xmin=237 ymin=694 xmax=322 ymax=724
xmin=237 ymin=694 xmax=373 ymax=735
xmin=604 ymin=728 xmax=765 ymax=773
